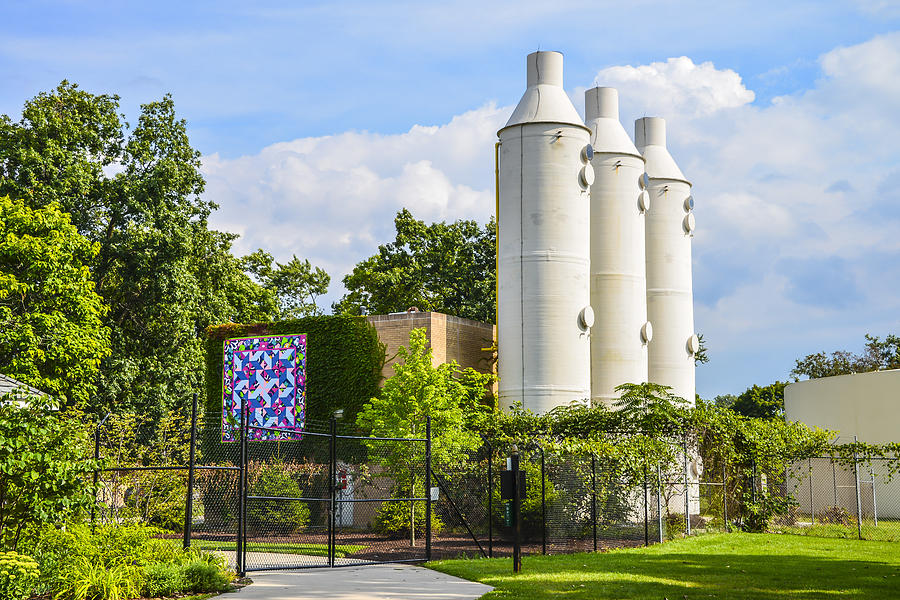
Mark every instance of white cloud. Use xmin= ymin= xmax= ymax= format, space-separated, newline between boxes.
xmin=594 ymin=56 xmax=755 ymax=118
xmin=202 ymin=103 xmax=509 ymax=307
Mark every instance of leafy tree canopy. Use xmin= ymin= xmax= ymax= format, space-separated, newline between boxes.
xmin=791 ymin=333 xmax=900 ymax=380
xmin=0 ymin=196 xmax=110 ymax=407
xmin=242 ymin=250 xmax=330 ymax=318
xmin=334 ymin=209 xmax=496 ymax=323
xmin=0 ymin=399 xmax=97 ymax=551
xmin=0 ymin=81 xmax=273 ymax=417
xmin=730 ymin=381 xmax=787 ymax=419
xmin=356 ymin=327 xmax=494 ymax=481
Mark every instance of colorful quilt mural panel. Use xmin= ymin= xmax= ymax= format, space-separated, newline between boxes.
xmin=222 ymin=334 xmax=306 ymax=442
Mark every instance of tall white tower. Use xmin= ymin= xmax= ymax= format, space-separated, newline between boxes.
xmin=497 ymin=51 xmax=594 ymax=413
xmin=585 ymin=87 xmax=650 ymax=407
xmin=636 ymin=117 xmax=697 ymax=404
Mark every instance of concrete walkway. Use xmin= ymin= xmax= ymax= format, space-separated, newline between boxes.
xmin=229 ymin=563 xmax=492 ymax=600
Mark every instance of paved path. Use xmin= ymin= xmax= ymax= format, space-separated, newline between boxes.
xmin=229 ymin=563 xmax=493 ymax=600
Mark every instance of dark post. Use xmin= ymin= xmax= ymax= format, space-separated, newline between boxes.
xmin=643 ymin=462 xmax=649 ymax=546
xmin=236 ymin=398 xmax=247 ymax=576
xmin=541 ymin=447 xmax=546 ymax=555
xmin=90 ymin=413 xmax=111 ymax=532
xmin=425 ymin=416 xmax=432 ymax=561
xmin=657 ymin=464 xmax=663 ymax=543
xmin=329 ymin=416 xmax=337 ymax=567
xmin=591 ymin=453 xmax=597 ymax=552
xmin=512 ymin=446 xmax=522 ymax=573
xmin=487 ymin=440 xmax=493 ymax=558
xmin=184 ymin=393 xmax=199 ymax=550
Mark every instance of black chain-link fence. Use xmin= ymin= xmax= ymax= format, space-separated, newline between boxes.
xmin=95 ymin=402 xmax=900 ymax=571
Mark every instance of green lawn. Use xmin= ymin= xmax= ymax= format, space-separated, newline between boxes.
xmin=427 ymin=533 xmax=900 ymax=599
xmin=776 ymin=520 xmax=900 ymax=542
xmin=194 ymin=540 xmax=366 ymax=558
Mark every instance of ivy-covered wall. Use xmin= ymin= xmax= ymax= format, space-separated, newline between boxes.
xmin=204 ymin=316 xmax=385 ymax=433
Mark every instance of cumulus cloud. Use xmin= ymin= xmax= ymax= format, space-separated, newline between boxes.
xmin=203 ymin=103 xmax=509 ymax=305
xmin=594 ymin=56 xmax=755 ymax=118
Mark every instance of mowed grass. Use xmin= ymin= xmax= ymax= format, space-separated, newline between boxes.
xmin=195 ymin=540 xmax=366 ymax=558
xmin=777 ymin=520 xmax=900 ymax=542
xmin=427 ymin=533 xmax=900 ymax=599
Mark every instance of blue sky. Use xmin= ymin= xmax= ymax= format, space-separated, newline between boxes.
xmin=3 ymin=0 xmax=900 ymax=399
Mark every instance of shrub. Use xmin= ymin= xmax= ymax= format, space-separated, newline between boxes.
xmin=665 ymin=513 xmax=686 ymax=538
xmin=742 ymin=491 xmax=797 ymax=532
xmin=142 ymin=562 xmax=184 ymax=598
xmin=0 ymin=401 xmax=97 ymax=550
xmin=0 ymin=551 xmax=40 ymax=600
xmin=819 ymin=505 xmax=854 ymax=526
xmin=56 ymin=556 xmax=142 ymax=600
xmin=374 ymin=499 xmax=443 ymax=538
xmin=182 ymin=558 xmax=233 ymax=592
xmin=247 ymin=460 xmax=310 ymax=533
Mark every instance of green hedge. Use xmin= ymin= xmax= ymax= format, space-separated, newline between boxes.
xmin=204 ymin=316 xmax=385 ymax=434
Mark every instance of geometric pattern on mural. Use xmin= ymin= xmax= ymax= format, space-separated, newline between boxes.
xmin=222 ymin=334 xmax=307 ymax=442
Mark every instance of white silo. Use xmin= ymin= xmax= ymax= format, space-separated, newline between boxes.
xmin=497 ymin=51 xmax=593 ymax=413
xmin=636 ymin=117 xmax=697 ymax=405
xmin=585 ymin=87 xmax=650 ymax=407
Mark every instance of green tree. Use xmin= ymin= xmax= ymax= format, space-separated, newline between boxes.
xmin=334 ymin=209 xmax=496 ymax=322
xmin=1 ymin=82 xmax=273 ymax=417
xmin=242 ymin=250 xmax=330 ymax=318
xmin=731 ymin=382 xmax=787 ymax=419
xmin=791 ymin=334 xmax=900 ymax=380
xmin=613 ymin=382 xmax=688 ymax=436
xmin=356 ymin=327 xmax=493 ymax=540
xmin=0 ymin=399 xmax=97 ymax=550
xmin=0 ymin=196 xmax=110 ymax=407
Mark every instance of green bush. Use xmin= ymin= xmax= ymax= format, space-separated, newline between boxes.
xmin=247 ymin=461 xmax=311 ymax=533
xmin=56 ymin=557 xmax=142 ymax=600
xmin=374 ymin=500 xmax=443 ymax=538
xmin=142 ymin=562 xmax=185 ymax=597
xmin=27 ymin=523 xmax=233 ymax=599
xmin=742 ymin=491 xmax=797 ymax=533
xmin=182 ymin=558 xmax=233 ymax=592
xmin=665 ymin=513 xmax=686 ymax=538
xmin=0 ymin=551 xmax=40 ymax=600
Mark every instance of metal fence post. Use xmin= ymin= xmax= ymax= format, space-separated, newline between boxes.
xmin=683 ymin=435 xmax=691 ymax=536
xmin=236 ymin=398 xmax=247 ymax=576
xmin=329 ymin=416 xmax=337 ymax=567
xmin=591 ymin=453 xmax=597 ymax=552
xmin=512 ymin=446 xmax=522 ymax=573
xmin=643 ymin=462 xmax=649 ymax=547
xmin=853 ymin=436 xmax=863 ymax=540
xmin=723 ymin=462 xmax=729 ymax=532
xmin=541 ymin=447 xmax=546 ymax=555
xmin=487 ymin=439 xmax=493 ymax=558
xmin=184 ymin=392 xmax=199 ymax=549
xmin=425 ymin=416 xmax=432 ymax=561
xmin=808 ymin=457 xmax=814 ymax=524
xmin=870 ymin=466 xmax=878 ymax=527
xmin=656 ymin=463 xmax=663 ymax=543
xmin=831 ymin=457 xmax=838 ymax=506
xmin=90 ymin=413 xmax=111 ymax=532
